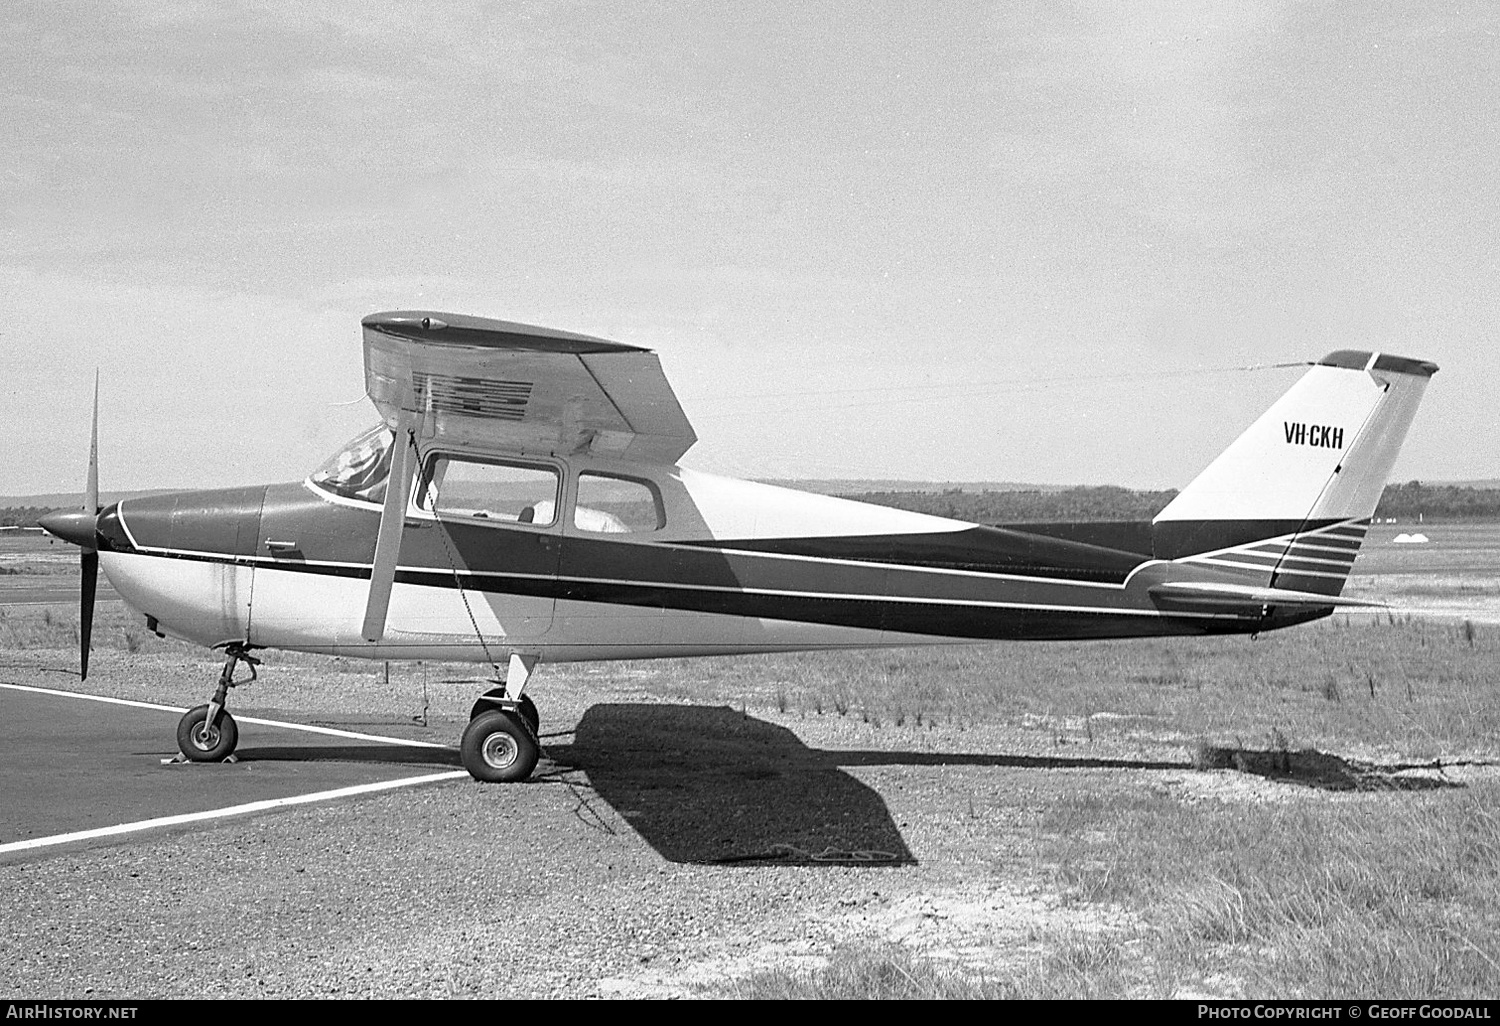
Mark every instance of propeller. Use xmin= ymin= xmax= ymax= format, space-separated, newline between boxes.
xmin=37 ymin=374 xmax=100 ymax=680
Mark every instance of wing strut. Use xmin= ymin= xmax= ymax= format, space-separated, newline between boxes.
xmin=361 ymin=409 xmax=417 ymax=642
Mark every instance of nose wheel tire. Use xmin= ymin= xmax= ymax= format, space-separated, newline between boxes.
xmin=176 ymin=705 xmax=240 ymax=762
xmin=461 ymin=710 xmax=539 ymax=783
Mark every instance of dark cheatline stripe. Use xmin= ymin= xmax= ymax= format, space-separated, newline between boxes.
xmin=673 ymin=526 xmax=1147 ymax=585
xmin=1152 ymin=519 xmax=1348 ymax=559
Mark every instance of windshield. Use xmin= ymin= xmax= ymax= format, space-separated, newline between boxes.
xmin=308 ymin=424 xmax=394 ymax=503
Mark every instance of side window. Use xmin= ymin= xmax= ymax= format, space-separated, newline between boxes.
xmin=574 ymin=473 xmax=664 ymax=534
xmin=419 ymin=456 xmax=559 ymax=527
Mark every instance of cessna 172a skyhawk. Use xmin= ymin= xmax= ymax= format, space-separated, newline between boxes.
xmin=39 ymin=312 xmax=1436 ymax=783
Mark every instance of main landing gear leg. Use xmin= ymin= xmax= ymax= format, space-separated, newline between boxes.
xmin=176 ymin=643 xmax=259 ymax=763
xmin=461 ymin=653 xmax=541 ymax=783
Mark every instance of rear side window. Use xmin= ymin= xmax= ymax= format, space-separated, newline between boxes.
xmin=574 ymin=473 xmax=664 ymax=533
xmin=419 ymin=456 xmax=560 ymax=527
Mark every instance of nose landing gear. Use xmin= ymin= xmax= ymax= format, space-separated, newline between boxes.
xmin=176 ymin=643 xmax=259 ymax=763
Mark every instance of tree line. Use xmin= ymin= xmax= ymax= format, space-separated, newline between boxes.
xmin=0 ymin=506 xmax=54 ymax=529
xmin=840 ymin=482 xmax=1500 ymax=524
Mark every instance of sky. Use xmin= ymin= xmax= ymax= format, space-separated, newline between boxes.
xmin=2 ymin=1 xmax=1497 ymax=495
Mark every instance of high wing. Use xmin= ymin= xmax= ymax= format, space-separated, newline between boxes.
xmin=358 ymin=310 xmax=696 ymax=642
xmin=361 ymin=310 xmax=696 ymax=464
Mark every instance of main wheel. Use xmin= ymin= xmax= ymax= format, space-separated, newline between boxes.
xmin=461 ymin=710 xmax=539 ymax=783
xmin=176 ymin=705 xmax=239 ymax=762
xmin=469 ymin=690 xmax=539 ymax=736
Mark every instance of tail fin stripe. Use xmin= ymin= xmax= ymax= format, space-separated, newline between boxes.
xmin=1182 ymin=557 xmax=1352 ymax=580
xmin=1267 ymin=554 xmax=1361 ymax=571
xmin=1242 ymin=540 xmax=1359 ymax=560
xmin=1233 ymin=551 xmax=1359 ymax=569
xmin=1244 ymin=540 xmax=1359 ymax=558
xmin=1294 ymin=523 xmax=1368 ymax=538
xmin=1282 ymin=541 xmax=1363 ymax=555
xmin=1174 ymin=517 xmax=1366 ymax=562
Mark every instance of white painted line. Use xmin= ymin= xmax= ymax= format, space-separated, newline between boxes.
xmin=0 ymin=770 xmax=470 ymax=856
xmin=0 ymin=681 xmax=450 ymax=748
xmin=0 ymin=681 xmax=186 ymax=714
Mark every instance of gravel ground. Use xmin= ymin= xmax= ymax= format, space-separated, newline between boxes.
xmin=1 ymin=646 xmax=1490 ymax=999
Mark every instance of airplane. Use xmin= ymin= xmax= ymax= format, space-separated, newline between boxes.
xmin=38 ymin=312 xmax=1437 ymax=783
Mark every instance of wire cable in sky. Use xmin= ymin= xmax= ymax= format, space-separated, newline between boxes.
xmin=690 ymin=361 xmax=1308 ymax=419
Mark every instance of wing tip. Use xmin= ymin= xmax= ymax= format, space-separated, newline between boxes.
xmin=363 ymin=311 xmax=650 ymax=355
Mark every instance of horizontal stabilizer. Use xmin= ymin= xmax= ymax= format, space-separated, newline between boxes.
xmin=1148 ymin=581 xmax=1385 ymax=609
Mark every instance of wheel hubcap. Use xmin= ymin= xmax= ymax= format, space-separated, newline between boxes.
xmin=192 ymin=723 xmax=220 ymax=750
xmin=481 ymin=731 xmax=518 ymax=769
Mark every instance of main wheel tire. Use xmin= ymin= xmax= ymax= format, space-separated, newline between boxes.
xmin=469 ymin=690 xmax=539 ymax=736
xmin=176 ymin=705 xmax=239 ymax=762
xmin=460 ymin=710 xmax=539 ymax=783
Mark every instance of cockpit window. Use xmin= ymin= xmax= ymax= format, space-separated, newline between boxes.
xmin=308 ymin=425 xmax=394 ymax=503
xmin=417 ymin=456 xmax=559 ymax=527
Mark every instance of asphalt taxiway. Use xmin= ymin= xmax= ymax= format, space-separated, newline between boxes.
xmin=0 ymin=682 xmax=467 ymax=860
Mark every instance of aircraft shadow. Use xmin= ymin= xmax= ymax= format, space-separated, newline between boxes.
xmin=232 ymin=744 xmax=462 ymax=768
xmin=539 ymin=704 xmax=1186 ymax=867
xmin=541 ymin=704 xmax=919 ymax=866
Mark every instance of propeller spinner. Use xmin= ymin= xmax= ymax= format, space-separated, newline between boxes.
xmin=36 ymin=374 xmax=100 ymax=680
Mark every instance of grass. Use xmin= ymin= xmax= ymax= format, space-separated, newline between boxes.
xmin=718 ymin=787 xmax=1500 ymax=1000
xmin=683 ymin=617 xmax=1500 ymax=999
xmin=635 ymin=615 xmax=1500 ymax=760
xmin=1034 ymin=790 xmax=1500 ymax=997
xmin=6 ymin=586 xmax=1500 ymax=999
xmin=717 ymin=944 xmax=1019 ymax=999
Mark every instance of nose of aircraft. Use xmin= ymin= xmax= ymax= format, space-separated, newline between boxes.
xmin=38 ymin=509 xmax=99 ymax=548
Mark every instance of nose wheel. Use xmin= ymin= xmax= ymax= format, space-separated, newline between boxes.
xmin=176 ymin=704 xmax=239 ymax=761
xmin=176 ymin=643 xmax=258 ymax=763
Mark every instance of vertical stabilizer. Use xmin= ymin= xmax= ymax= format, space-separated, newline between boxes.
xmin=1153 ymin=352 xmax=1436 ymax=595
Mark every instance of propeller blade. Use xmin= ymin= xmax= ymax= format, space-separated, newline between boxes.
xmin=80 ymin=549 xmax=98 ymax=680
xmin=86 ymin=371 xmax=99 ymax=517
xmin=80 ymin=371 xmax=100 ymax=680
xmin=38 ymin=374 xmax=105 ymax=681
